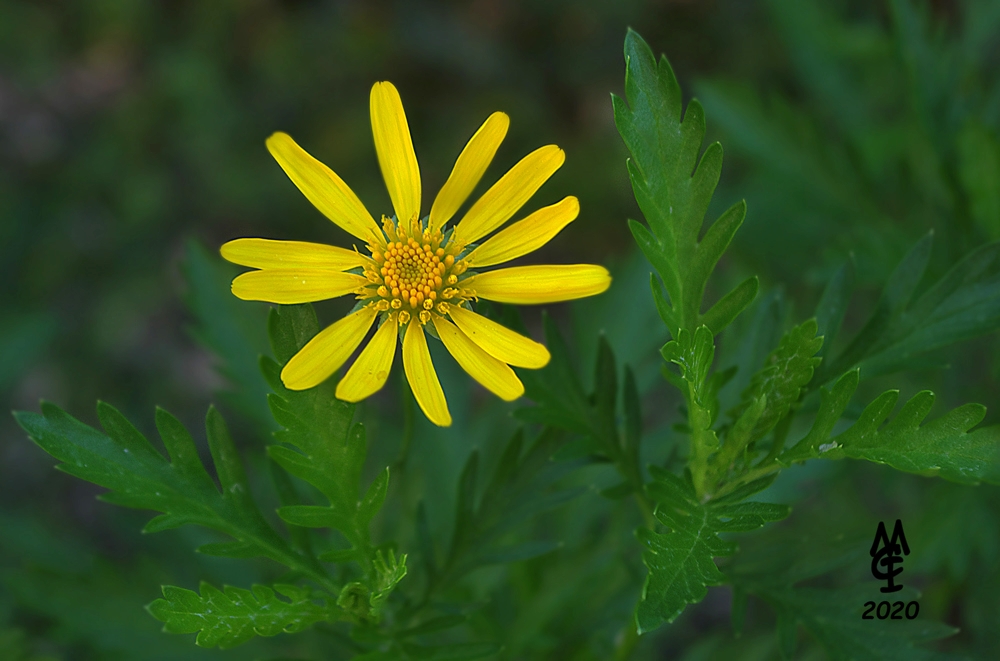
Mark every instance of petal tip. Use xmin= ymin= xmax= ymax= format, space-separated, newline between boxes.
xmin=265 ymin=131 xmax=292 ymax=150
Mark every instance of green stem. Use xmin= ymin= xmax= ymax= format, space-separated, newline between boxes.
xmin=634 ymin=490 xmax=656 ymax=529
xmin=234 ymin=525 xmax=341 ymax=595
xmin=758 ymin=415 xmax=792 ymax=469
xmin=710 ymin=462 xmax=781 ymax=501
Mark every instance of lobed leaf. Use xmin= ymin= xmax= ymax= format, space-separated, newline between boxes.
xmin=263 ymin=304 xmax=390 ymax=567
xmin=729 ymin=318 xmax=823 ymax=445
xmin=615 ymin=29 xmax=753 ymax=337
xmin=635 ymin=469 xmax=789 ymax=633
xmin=14 ymin=402 xmax=303 ymax=569
xmin=147 ymin=582 xmax=333 ymax=649
xmin=782 ymin=376 xmax=1000 ymax=485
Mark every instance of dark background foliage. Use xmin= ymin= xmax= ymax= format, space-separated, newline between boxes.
xmin=2 ymin=0 xmax=998 ymax=659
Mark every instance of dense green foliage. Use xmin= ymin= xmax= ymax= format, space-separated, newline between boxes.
xmin=4 ymin=1 xmax=1000 ymax=659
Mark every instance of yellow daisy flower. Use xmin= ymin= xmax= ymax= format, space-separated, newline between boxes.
xmin=221 ymin=81 xmax=611 ymax=427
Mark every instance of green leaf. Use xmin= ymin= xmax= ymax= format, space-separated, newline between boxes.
xmin=761 ymin=585 xmax=955 ymax=661
xmin=727 ymin=529 xmax=957 ymax=660
xmin=517 ymin=315 xmax=640 ymax=472
xmin=432 ymin=428 xmax=580 ymax=592
xmin=700 ymin=275 xmax=760 ymax=336
xmin=821 ymin=233 xmax=933 ymax=381
xmin=147 ymin=582 xmax=334 ymax=649
xmin=824 ymin=391 xmax=1000 ymax=484
xmin=635 ymin=468 xmax=789 ymax=633
xmin=517 ymin=313 xmax=590 ymax=435
xmin=182 ymin=239 xmax=273 ymax=434
xmin=13 ymin=402 xmax=318 ymax=576
xmin=818 ymin=234 xmax=1000 ymax=383
xmin=782 ymin=375 xmax=1000 ymax=484
xmin=263 ymin=305 xmax=389 ymax=567
xmin=729 ymin=319 xmax=823 ymax=445
xmin=369 ymin=548 xmax=408 ymax=617
xmin=780 ymin=369 xmax=859 ymax=465
xmin=615 ymin=29 xmax=752 ymax=337
xmin=813 ymin=256 xmax=855 ymax=362
xmin=661 ymin=326 xmax=719 ymax=495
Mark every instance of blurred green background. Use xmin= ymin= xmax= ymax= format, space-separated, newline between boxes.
xmin=2 ymin=0 xmax=999 ymax=659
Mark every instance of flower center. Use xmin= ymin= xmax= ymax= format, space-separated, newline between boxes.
xmin=362 ymin=215 xmax=472 ymax=325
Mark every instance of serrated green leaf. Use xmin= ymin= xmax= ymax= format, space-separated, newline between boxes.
xmin=615 ymin=29 xmax=750 ymax=337
xmin=780 ymin=369 xmax=860 ymax=464
xmin=147 ymin=582 xmax=333 ymax=649
xmin=783 ymin=373 xmax=1000 ymax=483
xmin=269 ymin=457 xmax=314 ymax=555
xmin=263 ymin=305 xmax=391 ymax=569
xmin=13 ymin=402 xmax=321 ymax=580
xmin=731 ymin=318 xmax=823 ymax=444
xmin=825 ymin=391 xmax=1000 ymax=484
xmin=661 ymin=326 xmax=719 ymax=495
xmin=635 ymin=470 xmax=789 ymax=633
xmin=369 ymin=548 xmax=407 ymax=618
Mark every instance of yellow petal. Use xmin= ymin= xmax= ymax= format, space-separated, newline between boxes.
xmin=463 ymin=264 xmax=611 ymax=304
xmin=266 ymin=132 xmax=380 ymax=242
xmin=432 ymin=316 xmax=523 ymax=401
xmin=371 ymin=81 xmax=421 ymax=222
xmin=447 ymin=305 xmax=549 ymax=369
xmin=231 ymin=269 xmax=368 ymax=304
xmin=402 ymin=321 xmax=451 ymax=427
xmin=221 ymin=238 xmax=367 ymax=271
xmin=428 ymin=112 xmax=509 ymax=232
xmin=336 ymin=315 xmax=398 ymax=402
xmin=281 ymin=306 xmax=378 ymax=390
xmin=454 ymin=144 xmax=565 ymax=244
xmin=465 ymin=196 xmax=579 ymax=268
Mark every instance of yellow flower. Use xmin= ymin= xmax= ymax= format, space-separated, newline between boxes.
xmin=221 ymin=82 xmax=611 ymax=426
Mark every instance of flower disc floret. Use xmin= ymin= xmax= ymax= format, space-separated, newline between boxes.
xmin=362 ymin=215 xmax=471 ymax=325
